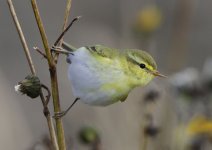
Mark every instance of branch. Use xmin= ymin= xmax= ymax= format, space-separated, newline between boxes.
xmin=41 ymin=84 xmax=51 ymax=105
xmin=7 ymin=0 xmax=59 ymax=150
xmin=41 ymin=85 xmax=59 ymax=150
xmin=31 ymin=0 xmax=54 ymax=67
xmin=7 ymin=0 xmax=36 ymax=75
xmin=40 ymin=92 xmax=59 ymax=150
xmin=31 ymin=0 xmax=66 ymax=149
xmin=54 ymin=0 xmax=72 ymax=63
xmin=54 ymin=16 xmax=81 ymax=47
xmin=33 ymin=47 xmax=47 ymax=59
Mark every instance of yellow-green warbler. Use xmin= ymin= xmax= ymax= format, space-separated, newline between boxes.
xmin=53 ymin=42 xmax=166 ymax=117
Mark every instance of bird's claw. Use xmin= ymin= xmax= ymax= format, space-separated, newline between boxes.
xmin=51 ymin=46 xmax=62 ymax=52
xmin=53 ymin=111 xmax=66 ymax=119
xmin=53 ymin=98 xmax=79 ymax=118
xmin=51 ymin=46 xmax=73 ymax=55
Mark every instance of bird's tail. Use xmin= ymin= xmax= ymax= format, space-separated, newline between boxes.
xmin=62 ymin=42 xmax=77 ymax=52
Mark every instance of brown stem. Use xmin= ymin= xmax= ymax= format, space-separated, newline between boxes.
xmin=54 ymin=0 xmax=72 ymax=63
xmin=40 ymin=92 xmax=59 ymax=150
xmin=31 ymin=0 xmax=66 ymax=149
xmin=31 ymin=0 xmax=54 ymax=67
xmin=33 ymin=47 xmax=47 ymax=59
xmin=7 ymin=0 xmax=36 ymax=75
xmin=54 ymin=16 xmax=81 ymax=47
xmin=41 ymin=84 xmax=51 ymax=105
xmin=7 ymin=0 xmax=58 ymax=150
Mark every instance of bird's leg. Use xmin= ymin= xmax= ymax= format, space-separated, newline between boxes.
xmin=53 ymin=98 xmax=79 ymax=118
xmin=51 ymin=46 xmax=73 ymax=55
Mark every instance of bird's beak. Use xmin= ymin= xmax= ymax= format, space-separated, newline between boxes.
xmin=152 ymin=70 xmax=167 ymax=78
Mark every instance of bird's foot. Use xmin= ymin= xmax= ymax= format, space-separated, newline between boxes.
xmin=53 ymin=111 xmax=66 ymax=119
xmin=53 ymin=98 xmax=79 ymax=118
xmin=51 ymin=46 xmax=72 ymax=55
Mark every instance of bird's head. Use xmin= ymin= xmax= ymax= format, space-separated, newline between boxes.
xmin=125 ymin=49 xmax=166 ymax=86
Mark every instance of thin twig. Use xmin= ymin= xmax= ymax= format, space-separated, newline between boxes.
xmin=7 ymin=0 xmax=36 ymax=75
xmin=54 ymin=16 xmax=81 ymax=46
xmin=46 ymin=116 xmax=58 ymax=150
xmin=7 ymin=1 xmax=59 ymax=150
xmin=41 ymin=84 xmax=51 ymax=105
xmin=39 ymin=92 xmax=59 ymax=150
xmin=31 ymin=0 xmax=54 ymax=68
xmin=40 ymin=85 xmax=59 ymax=150
xmin=54 ymin=0 xmax=72 ymax=63
xmin=33 ymin=47 xmax=47 ymax=59
xmin=31 ymin=0 xmax=66 ymax=149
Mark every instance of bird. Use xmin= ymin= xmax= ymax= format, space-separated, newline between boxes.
xmin=53 ymin=42 xmax=166 ymax=117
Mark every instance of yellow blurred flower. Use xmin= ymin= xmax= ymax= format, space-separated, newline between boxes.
xmin=171 ymin=116 xmax=212 ymax=150
xmin=187 ymin=116 xmax=212 ymax=137
xmin=134 ymin=5 xmax=162 ymax=34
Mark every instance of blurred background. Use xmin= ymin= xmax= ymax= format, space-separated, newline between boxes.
xmin=1 ymin=0 xmax=212 ymax=149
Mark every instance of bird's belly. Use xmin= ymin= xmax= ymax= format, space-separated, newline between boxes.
xmin=68 ymin=64 xmax=129 ymax=106
xmin=67 ymin=49 xmax=130 ymax=106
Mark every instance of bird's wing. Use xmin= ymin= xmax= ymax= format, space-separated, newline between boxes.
xmin=85 ymin=45 xmax=118 ymax=59
xmin=62 ymin=42 xmax=118 ymax=59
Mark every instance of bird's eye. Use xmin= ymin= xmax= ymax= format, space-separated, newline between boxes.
xmin=139 ymin=63 xmax=146 ymax=69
